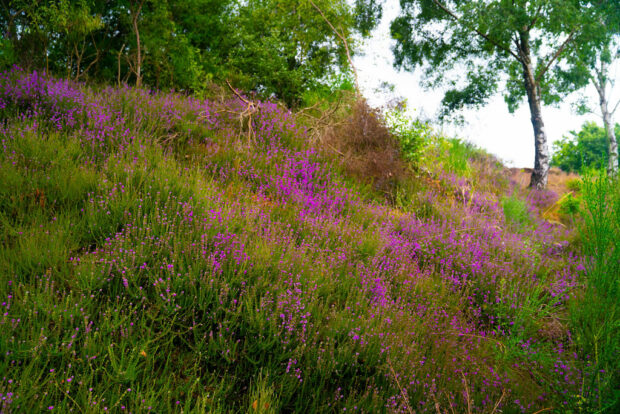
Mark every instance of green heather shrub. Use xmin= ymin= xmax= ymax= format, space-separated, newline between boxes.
xmin=385 ymin=106 xmax=432 ymax=166
xmin=433 ymin=137 xmax=482 ymax=177
xmin=567 ymin=177 xmax=582 ymax=193
xmin=502 ymin=193 xmax=532 ymax=229
xmin=570 ymin=173 xmax=620 ymax=412
xmin=558 ymin=192 xmax=581 ymax=216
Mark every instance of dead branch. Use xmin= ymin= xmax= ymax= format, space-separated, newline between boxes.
xmin=297 ymin=93 xmax=349 ymax=144
xmin=226 ymin=79 xmax=251 ymax=105
xmin=202 ymin=80 xmax=260 ymax=146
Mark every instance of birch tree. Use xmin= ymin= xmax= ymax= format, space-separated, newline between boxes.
xmin=564 ymin=6 xmax=620 ymax=177
xmin=388 ymin=0 xmax=603 ymax=188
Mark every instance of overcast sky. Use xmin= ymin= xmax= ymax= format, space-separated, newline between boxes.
xmin=352 ymin=1 xmax=616 ymax=168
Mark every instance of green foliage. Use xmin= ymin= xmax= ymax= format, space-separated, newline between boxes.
xmin=558 ymin=192 xmax=581 ymax=216
xmin=0 ymin=37 xmax=16 ymax=70
xmin=566 ymin=178 xmax=582 ymax=192
xmin=570 ymin=173 xmax=620 ymax=412
xmin=502 ymin=194 xmax=532 ymax=229
xmin=385 ymin=104 xmax=432 ymax=166
xmin=300 ymin=73 xmax=356 ymax=107
xmin=388 ymin=0 xmax=598 ymax=116
xmin=222 ymin=0 xmax=360 ymax=106
xmin=551 ymin=122 xmax=618 ymax=173
xmin=433 ymin=138 xmax=481 ymax=177
xmin=353 ymin=0 xmax=382 ymax=37
xmin=0 ymin=0 xmax=372 ymax=105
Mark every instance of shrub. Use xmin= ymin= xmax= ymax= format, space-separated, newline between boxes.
xmin=502 ymin=193 xmax=532 ymax=229
xmin=385 ymin=105 xmax=431 ymax=166
xmin=566 ymin=177 xmax=581 ymax=193
xmin=558 ymin=192 xmax=580 ymax=216
xmin=326 ymin=99 xmax=405 ymax=199
xmin=570 ymin=173 xmax=620 ymax=412
xmin=551 ymin=121 xmax=618 ymax=173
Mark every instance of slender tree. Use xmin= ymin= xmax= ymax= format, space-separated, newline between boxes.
xmin=593 ymin=45 xmax=620 ymax=176
xmin=387 ymin=0 xmax=603 ymax=188
xmin=563 ymin=1 xmax=620 ymax=177
xmin=128 ymin=0 xmax=144 ymax=87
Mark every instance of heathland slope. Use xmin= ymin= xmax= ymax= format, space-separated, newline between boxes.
xmin=0 ymin=69 xmax=617 ymax=413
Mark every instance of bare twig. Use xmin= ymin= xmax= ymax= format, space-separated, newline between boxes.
xmin=386 ymin=357 xmax=414 ymax=414
xmin=536 ymin=28 xmax=578 ymax=83
xmin=76 ymin=34 xmax=101 ymax=81
xmin=129 ymin=0 xmax=145 ymax=87
xmin=490 ymin=388 xmax=506 ymax=414
xmin=220 ymin=80 xmax=260 ymax=145
xmin=460 ymin=372 xmax=472 ymax=414
xmin=326 ymin=142 xmax=345 ymax=157
xmin=226 ymin=79 xmax=251 ymax=105
xmin=117 ymin=42 xmax=126 ymax=87
xmin=297 ymin=93 xmax=349 ymax=145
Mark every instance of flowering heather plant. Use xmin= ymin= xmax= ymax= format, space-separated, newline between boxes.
xmin=0 ymin=68 xmax=609 ymax=412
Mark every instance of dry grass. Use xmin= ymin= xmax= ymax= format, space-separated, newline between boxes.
xmin=510 ymin=167 xmax=579 ymax=196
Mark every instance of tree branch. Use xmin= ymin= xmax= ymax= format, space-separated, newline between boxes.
xmin=535 ymin=28 xmax=577 ymax=83
xmin=226 ymin=79 xmax=251 ymax=105
xmin=78 ymin=37 xmax=101 ymax=80
xmin=431 ymin=0 xmax=520 ymax=60
xmin=526 ymin=4 xmax=543 ymax=31
xmin=611 ymin=98 xmax=620 ymax=116
xmin=308 ymin=0 xmax=360 ymax=93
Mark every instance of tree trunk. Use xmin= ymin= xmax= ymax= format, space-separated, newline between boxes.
xmin=603 ymin=109 xmax=619 ymax=177
xmin=131 ymin=1 xmax=144 ymax=88
xmin=519 ymin=33 xmax=550 ymax=189
xmin=594 ymin=60 xmax=619 ymax=177
xmin=117 ymin=44 xmax=125 ymax=87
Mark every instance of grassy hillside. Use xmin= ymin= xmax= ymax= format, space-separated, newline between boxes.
xmin=0 ymin=68 xmax=618 ymax=413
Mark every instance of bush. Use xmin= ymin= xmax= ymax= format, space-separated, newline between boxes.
xmin=385 ymin=106 xmax=431 ymax=166
xmin=326 ymin=99 xmax=405 ymax=199
xmin=502 ymin=193 xmax=532 ymax=229
xmin=551 ymin=121 xmax=618 ymax=173
xmin=566 ymin=177 xmax=581 ymax=192
xmin=558 ymin=192 xmax=580 ymax=216
xmin=570 ymin=173 xmax=620 ymax=412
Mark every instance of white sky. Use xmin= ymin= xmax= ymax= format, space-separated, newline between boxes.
xmin=352 ymin=0 xmax=613 ymax=168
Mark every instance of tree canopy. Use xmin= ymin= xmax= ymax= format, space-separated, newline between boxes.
xmin=0 ymin=0 xmax=368 ymax=106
